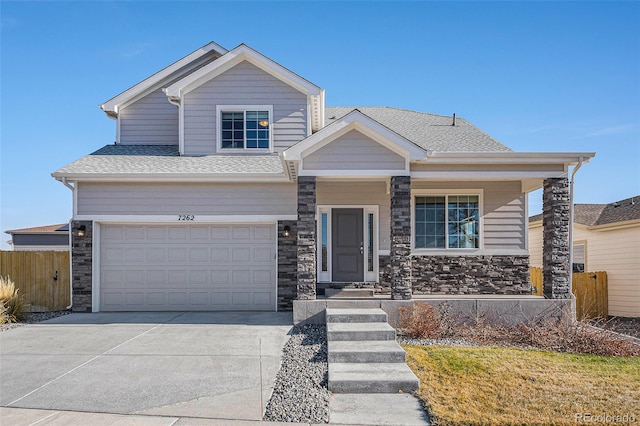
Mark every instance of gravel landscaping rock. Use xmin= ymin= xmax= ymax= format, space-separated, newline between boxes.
xmin=0 ymin=310 xmax=71 ymax=333
xmin=263 ymin=324 xmax=329 ymax=423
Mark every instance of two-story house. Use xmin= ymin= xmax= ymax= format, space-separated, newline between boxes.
xmin=53 ymin=42 xmax=594 ymax=314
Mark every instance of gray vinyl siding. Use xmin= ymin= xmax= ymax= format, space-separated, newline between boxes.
xmin=412 ymin=181 xmax=526 ymax=251
xmin=183 ymin=61 xmax=308 ymax=155
xmin=119 ymin=89 xmax=178 ymax=145
xmin=304 ymin=130 xmax=406 ymax=171
xmin=77 ymin=182 xmax=297 ymax=216
xmin=317 ymin=181 xmax=391 ymax=251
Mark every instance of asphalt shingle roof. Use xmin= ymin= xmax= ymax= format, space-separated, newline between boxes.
xmin=5 ymin=224 xmax=69 ymax=235
xmin=53 ymin=145 xmax=285 ymax=176
xmin=529 ymin=195 xmax=640 ymax=226
xmin=324 ymin=107 xmax=512 ymax=152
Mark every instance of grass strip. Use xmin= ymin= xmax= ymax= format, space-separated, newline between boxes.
xmin=404 ymin=345 xmax=640 ymax=426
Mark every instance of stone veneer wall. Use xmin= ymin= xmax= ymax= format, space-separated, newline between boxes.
xmin=542 ymin=178 xmax=571 ymax=299
xmin=411 ymin=255 xmax=531 ymax=295
xmin=390 ymin=176 xmax=412 ymax=299
xmin=71 ymin=220 xmax=93 ymax=312
xmin=277 ymin=220 xmax=297 ymax=311
xmin=377 ymin=255 xmax=392 ymax=294
xmin=297 ymin=176 xmax=317 ymax=300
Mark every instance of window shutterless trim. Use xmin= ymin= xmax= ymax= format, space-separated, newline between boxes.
xmin=411 ymin=189 xmax=484 ymax=252
xmin=216 ymin=105 xmax=274 ymax=153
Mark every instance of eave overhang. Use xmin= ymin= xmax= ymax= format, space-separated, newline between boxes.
xmin=52 ymin=173 xmax=289 ymax=184
xmin=417 ymin=152 xmax=596 ymax=165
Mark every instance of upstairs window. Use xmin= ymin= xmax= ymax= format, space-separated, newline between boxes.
xmin=414 ymin=193 xmax=480 ymax=249
xmin=219 ymin=107 xmax=272 ymax=151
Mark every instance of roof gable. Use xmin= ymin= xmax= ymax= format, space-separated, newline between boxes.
xmin=164 ymin=44 xmax=325 ymax=131
xmin=284 ymin=109 xmax=427 ymax=162
xmin=101 ymin=41 xmax=227 ymax=116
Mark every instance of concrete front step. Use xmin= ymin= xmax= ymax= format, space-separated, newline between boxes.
xmin=328 ymin=340 xmax=407 ymax=363
xmin=325 ymin=288 xmax=375 ymax=298
xmin=328 ymin=362 xmax=420 ymax=393
xmin=326 ymin=308 xmax=388 ymax=323
xmin=327 ymin=322 xmax=396 ymax=341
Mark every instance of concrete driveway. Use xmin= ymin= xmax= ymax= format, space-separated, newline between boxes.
xmin=0 ymin=312 xmax=292 ymax=421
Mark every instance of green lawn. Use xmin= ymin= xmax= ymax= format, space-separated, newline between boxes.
xmin=404 ymin=345 xmax=640 ymax=426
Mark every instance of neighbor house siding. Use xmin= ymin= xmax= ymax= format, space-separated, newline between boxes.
xmin=183 ymin=61 xmax=308 ymax=155
xmin=76 ymin=182 xmax=297 ymax=216
xmin=529 ymin=224 xmax=543 ymax=267
xmin=304 ymin=130 xmax=406 ymax=171
xmin=12 ymin=234 xmax=69 ymax=247
xmin=317 ymin=181 xmax=391 ymax=251
xmin=412 ymin=181 xmax=526 ymax=251
xmin=119 ymin=89 xmax=179 ymax=145
xmin=529 ymin=224 xmax=640 ymax=317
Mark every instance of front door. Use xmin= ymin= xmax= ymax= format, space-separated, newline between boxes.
xmin=331 ymin=208 xmax=364 ymax=282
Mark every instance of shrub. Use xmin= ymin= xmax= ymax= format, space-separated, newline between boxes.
xmin=0 ymin=276 xmax=26 ymax=324
xmin=400 ymin=302 xmax=640 ymax=357
xmin=399 ymin=302 xmax=456 ymax=339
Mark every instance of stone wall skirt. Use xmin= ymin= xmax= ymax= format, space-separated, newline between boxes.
xmin=411 ymin=255 xmax=531 ymax=295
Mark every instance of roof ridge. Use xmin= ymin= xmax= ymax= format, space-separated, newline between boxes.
xmin=326 ymin=105 xmax=453 ymax=119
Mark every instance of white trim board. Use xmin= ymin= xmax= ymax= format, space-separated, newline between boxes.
xmin=74 ymin=214 xmax=297 ymax=223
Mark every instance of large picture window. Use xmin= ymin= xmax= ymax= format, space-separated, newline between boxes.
xmin=219 ymin=107 xmax=271 ymax=150
xmin=414 ymin=194 xmax=480 ymax=249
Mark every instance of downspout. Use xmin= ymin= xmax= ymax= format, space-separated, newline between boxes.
xmin=60 ymin=177 xmax=75 ymax=310
xmin=568 ymin=157 xmax=585 ymax=305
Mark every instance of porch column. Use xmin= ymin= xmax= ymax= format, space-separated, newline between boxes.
xmin=542 ymin=178 xmax=571 ymax=299
xmin=71 ymin=220 xmax=93 ymax=312
xmin=297 ymin=176 xmax=317 ymax=300
xmin=390 ymin=176 xmax=412 ymax=300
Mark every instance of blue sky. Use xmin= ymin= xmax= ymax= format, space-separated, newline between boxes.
xmin=1 ymin=1 xmax=638 ymax=249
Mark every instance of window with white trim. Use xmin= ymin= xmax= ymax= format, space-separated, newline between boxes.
xmin=414 ymin=194 xmax=480 ymax=249
xmin=219 ymin=107 xmax=271 ymax=150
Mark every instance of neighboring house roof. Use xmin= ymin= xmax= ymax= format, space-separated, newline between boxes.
xmin=325 ymin=107 xmax=511 ymax=153
xmin=51 ymin=145 xmax=286 ymax=181
xmin=529 ymin=195 xmax=640 ymax=226
xmin=5 ymin=224 xmax=69 ymax=235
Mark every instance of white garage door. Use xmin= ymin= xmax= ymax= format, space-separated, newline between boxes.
xmin=99 ymin=224 xmax=276 ymax=311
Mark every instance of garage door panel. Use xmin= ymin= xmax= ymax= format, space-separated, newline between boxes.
xmin=146 ymin=292 xmax=165 ymax=305
xmin=100 ymin=224 xmax=276 ymax=311
xmin=125 ymin=227 xmax=145 ymax=239
xmin=168 ymin=248 xmax=187 ymax=262
xmin=211 ymin=292 xmax=229 ymax=305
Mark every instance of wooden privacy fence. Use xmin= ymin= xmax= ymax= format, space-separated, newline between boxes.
xmin=0 ymin=251 xmax=70 ymax=312
xmin=530 ymin=267 xmax=608 ymax=320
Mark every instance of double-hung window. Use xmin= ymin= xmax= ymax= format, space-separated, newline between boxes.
xmin=414 ymin=192 xmax=481 ymax=249
xmin=218 ymin=106 xmax=272 ymax=151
